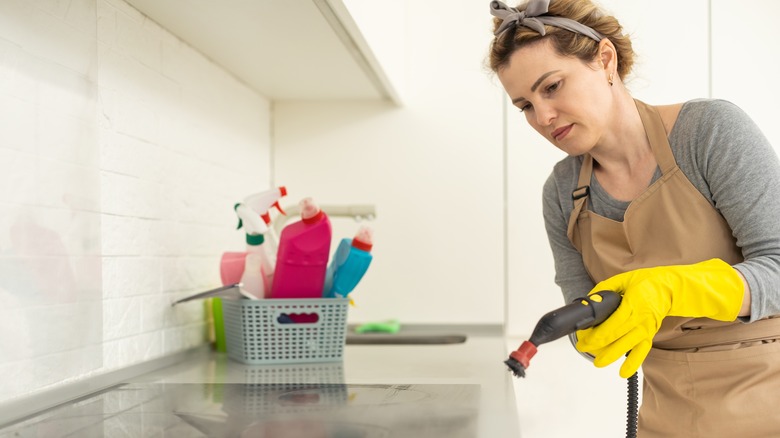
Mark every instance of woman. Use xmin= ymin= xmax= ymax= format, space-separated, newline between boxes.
xmin=487 ymin=0 xmax=780 ymax=436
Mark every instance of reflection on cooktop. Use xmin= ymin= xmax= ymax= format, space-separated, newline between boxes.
xmin=2 ymin=383 xmax=479 ymax=438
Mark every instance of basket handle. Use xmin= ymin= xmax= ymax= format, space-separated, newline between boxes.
xmin=275 ymin=311 xmax=322 ymax=326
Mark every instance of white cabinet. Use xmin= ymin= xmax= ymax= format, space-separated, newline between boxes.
xmin=123 ymin=0 xmax=399 ymax=103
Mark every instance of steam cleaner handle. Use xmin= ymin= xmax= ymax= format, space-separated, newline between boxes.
xmin=528 ymin=290 xmax=622 ymax=346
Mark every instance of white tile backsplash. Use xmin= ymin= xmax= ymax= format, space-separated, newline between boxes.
xmin=36 ymin=159 xmax=100 ymax=209
xmin=139 ymin=293 xmax=169 ymax=331
xmin=1 ymin=0 xmax=271 ymax=405
xmin=103 ymin=297 xmax=142 ymax=340
xmin=160 ymin=256 xmax=220 ymax=293
xmin=100 ymin=215 xmax=155 ymax=256
xmin=0 ymin=43 xmax=37 ymax=102
xmin=100 ymin=171 xmax=163 ymax=218
xmin=102 ymin=330 xmax=163 ymax=370
xmin=101 ymin=256 xmax=161 ymax=298
xmin=0 ymin=149 xmax=37 ymax=204
xmin=1 ymin=1 xmax=95 ymax=74
xmin=0 ymin=96 xmax=36 ymax=152
xmin=38 ymin=111 xmax=100 ymax=166
xmin=114 ymin=4 xmax=162 ymax=71
xmin=100 ymin=129 xmax=168 ymax=181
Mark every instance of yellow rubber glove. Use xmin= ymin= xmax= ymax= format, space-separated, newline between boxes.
xmin=575 ymin=258 xmax=744 ymax=378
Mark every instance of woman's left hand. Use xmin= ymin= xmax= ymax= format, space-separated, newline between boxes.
xmin=575 ymin=258 xmax=744 ymax=378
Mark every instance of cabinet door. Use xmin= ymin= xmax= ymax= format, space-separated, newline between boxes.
xmin=505 ymin=0 xmax=710 ymax=334
xmin=712 ymin=0 xmax=780 ymax=151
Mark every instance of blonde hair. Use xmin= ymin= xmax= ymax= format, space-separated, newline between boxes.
xmin=488 ymin=0 xmax=634 ymax=80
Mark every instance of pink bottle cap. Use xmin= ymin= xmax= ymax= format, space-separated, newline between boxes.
xmin=300 ymin=197 xmax=324 ymax=223
xmin=352 ymin=226 xmax=373 ymax=252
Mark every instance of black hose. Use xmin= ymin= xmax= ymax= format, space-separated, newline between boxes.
xmin=626 ymin=372 xmax=639 ymax=438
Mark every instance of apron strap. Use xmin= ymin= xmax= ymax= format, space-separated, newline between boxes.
xmin=634 ymin=99 xmax=676 ymax=175
xmin=566 ymin=100 xmax=678 ymax=246
xmin=566 ymin=154 xmax=593 ymax=246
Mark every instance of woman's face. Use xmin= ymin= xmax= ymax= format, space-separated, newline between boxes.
xmin=497 ymin=39 xmax=612 ymax=156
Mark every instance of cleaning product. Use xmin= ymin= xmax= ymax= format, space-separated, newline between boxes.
xmin=270 ymin=197 xmax=332 ymax=299
xmin=235 ymin=187 xmax=287 ymax=286
xmin=242 ymin=186 xmax=288 ymax=268
xmin=212 ymin=187 xmax=287 ymax=350
xmin=211 ymin=297 xmax=227 ymax=352
xmin=215 ymin=251 xmax=247 ymax=351
xmin=355 ymin=319 xmax=400 ymax=334
xmin=219 ymin=251 xmax=247 ymax=286
xmin=225 ymin=187 xmax=288 ymax=299
xmin=234 ymin=204 xmax=270 ymax=299
xmin=238 ymin=238 xmax=267 ymax=299
xmin=323 ymin=226 xmax=373 ymax=298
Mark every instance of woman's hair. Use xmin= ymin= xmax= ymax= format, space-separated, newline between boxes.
xmin=488 ymin=0 xmax=634 ymax=80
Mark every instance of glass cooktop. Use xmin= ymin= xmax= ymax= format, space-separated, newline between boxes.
xmin=1 ymin=383 xmax=479 ymax=438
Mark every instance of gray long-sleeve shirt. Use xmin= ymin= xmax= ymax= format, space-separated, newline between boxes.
xmin=542 ymin=99 xmax=780 ymax=322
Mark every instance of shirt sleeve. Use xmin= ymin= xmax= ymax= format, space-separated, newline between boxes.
xmin=678 ymin=100 xmax=780 ymax=322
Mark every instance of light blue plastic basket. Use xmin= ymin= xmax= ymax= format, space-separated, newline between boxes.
xmin=222 ymin=298 xmax=349 ymax=365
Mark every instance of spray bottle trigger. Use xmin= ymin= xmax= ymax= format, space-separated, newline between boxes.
xmin=234 ymin=203 xmax=244 ymax=229
xmin=273 ymin=201 xmax=286 ymax=216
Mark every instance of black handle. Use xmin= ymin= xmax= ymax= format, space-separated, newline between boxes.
xmin=528 ymin=290 xmax=621 ymax=346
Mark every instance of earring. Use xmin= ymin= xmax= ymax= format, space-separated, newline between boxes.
xmin=608 ymin=73 xmax=614 ymax=86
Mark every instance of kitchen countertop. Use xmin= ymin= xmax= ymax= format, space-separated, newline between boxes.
xmin=1 ymin=328 xmax=520 ymax=437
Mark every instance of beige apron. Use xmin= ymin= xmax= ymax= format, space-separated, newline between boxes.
xmin=567 ymin=100 xmax=780 ymax=437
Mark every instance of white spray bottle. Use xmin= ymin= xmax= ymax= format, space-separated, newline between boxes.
xmin=242 ymin=186 xmax=287 ymax=266
xmin=233 ymin=186 xmax=287 ymax=299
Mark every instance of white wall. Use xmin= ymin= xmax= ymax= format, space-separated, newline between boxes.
xmin=711 ymin=0 xmax=780 ymax=154
xmin=273 ymin=0 xmax=507 ymax=325
xmin=0 ymin=0 xmax=271 ymax=404
xmin=0 ymin=0 xmax=102 ymax=403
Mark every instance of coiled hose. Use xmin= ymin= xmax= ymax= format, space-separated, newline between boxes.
xmin=626 ymin=372 xmax=639 ymax=438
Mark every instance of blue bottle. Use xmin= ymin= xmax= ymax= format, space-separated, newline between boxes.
xmin=324 ymin=226 xmax=373 ymax=298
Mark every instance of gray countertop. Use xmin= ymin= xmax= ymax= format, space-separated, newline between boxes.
xmin=1 ymin=329 xmax=520 ymax=437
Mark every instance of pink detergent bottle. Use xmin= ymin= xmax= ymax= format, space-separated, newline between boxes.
xmin=270 ymin=197 xmax=332 ymax=299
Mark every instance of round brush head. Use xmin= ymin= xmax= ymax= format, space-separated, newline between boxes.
xmin=504 ymin=340 xmax=537 ymax=378
xmin=504 ymin=357 xmax=527 ymax=378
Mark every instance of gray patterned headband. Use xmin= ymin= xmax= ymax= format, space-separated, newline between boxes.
xmin=490 ymin=0 xmax=603 ymax=42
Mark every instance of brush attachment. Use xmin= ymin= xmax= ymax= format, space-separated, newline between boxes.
xmin=504 ymin=291 xmax=622 ymax=379
xmin=504 ymin=340 xmax=537 ymax=378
